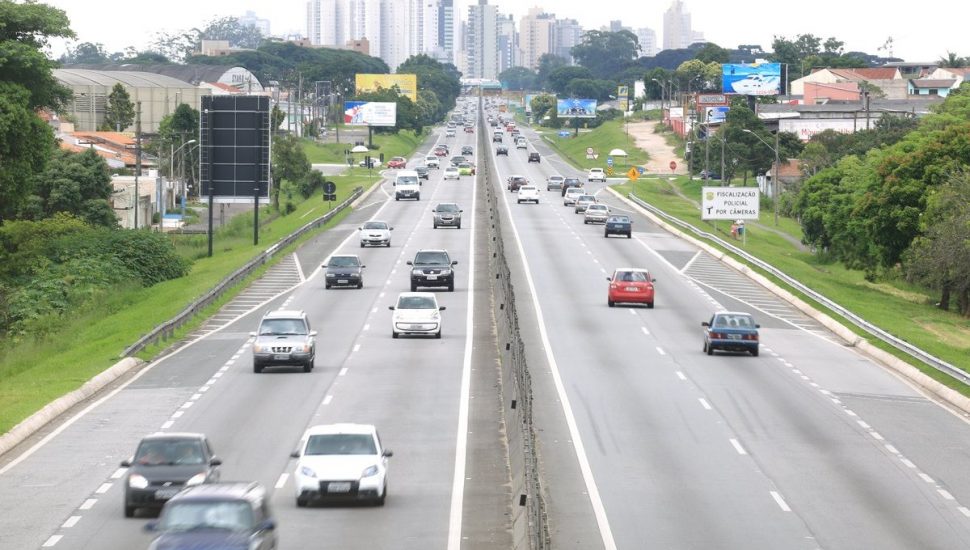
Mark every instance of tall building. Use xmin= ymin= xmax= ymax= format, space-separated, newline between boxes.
xmin=496 ymin=14 xmax=517 ymax=74
xmin=438 ymin=0 xmax=456 ymax=65
xmin=519 ymin=7 xmax=555 ymax=71
xmin=663 ymin=0 xmax=703 ymax=50
xmin=636 ymin=27 xmax=658 ymax=57
xmin=554 ymin=18 xmax=583 ymax=63
xmin=380 ymin=0 xmax=415 ymax=70
xmin=238 ymin=10 xmax=271 ymax=37
xmin=465 ymin=0 xmax=498 ymax=79
xmin=306 ymin=0 xmax=350 ymax=46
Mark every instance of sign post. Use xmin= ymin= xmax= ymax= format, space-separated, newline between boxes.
xmin=669 ymin=160 xmax=677 ymax=174
xmin=627 ymin=167 xmax=639 ymax=181
xmin=701 ymin=186 xmax=759 ymax=244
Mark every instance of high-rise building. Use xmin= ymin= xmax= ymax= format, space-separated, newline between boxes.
xmin=306 ymin=0 xmax=351 ymax=46
xmin=636 ymin=27 xmax=658 ymax=57
xmin=519 ymin=7 xmax=555 ymax=71
xmin=438 ymin=0 xmax=456 ymax=65
xmin=663 ymin=0 xmax=703 ymax=50
xmin=465 ymin=0 xmax=498 ymax=79
xmin=554 ymin=18 xmax=583 ymax=63
xmin=496 ymin=14 xmax=517 ymax=74
xmin=239 ymin=10 xmax=271 ymax=37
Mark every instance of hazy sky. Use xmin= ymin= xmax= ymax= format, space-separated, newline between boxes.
xmin=41 ymin=0 xmax=970 ymax=62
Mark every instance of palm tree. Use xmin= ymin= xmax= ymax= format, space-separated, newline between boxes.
xmin=938 ymin=52 xmax=967 ymax=68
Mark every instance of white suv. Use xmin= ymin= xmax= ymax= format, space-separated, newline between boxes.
xmin=588 ymin=167 xmax=607 ymax=182
xmin=424 ymin=155 xmax=440 ymax=168
xmin=517 ymin=186 xmax=539 ymax=204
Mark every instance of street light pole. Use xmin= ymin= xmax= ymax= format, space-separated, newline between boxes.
xmin=742 ymin=128 xmax=780 ymax=226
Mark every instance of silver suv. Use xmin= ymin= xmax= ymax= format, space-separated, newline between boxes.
xmin=250 ymin=310 xmax=316 ymax=373
xmin=432 ymin=203 xmax=462 ymax=229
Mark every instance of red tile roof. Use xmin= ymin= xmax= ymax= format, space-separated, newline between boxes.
xmin=831 ymin=68 xmax=899 ymax=81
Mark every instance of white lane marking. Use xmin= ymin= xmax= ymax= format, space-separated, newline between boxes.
xmin=901 ymin=458 xmax=917 ymax=469
xmin=698 ymin=398 xmax=712 ymax=410
xmin=323 ymin=395 xmax=333 ymax=405
xmin=225 ymin=360 xmax=235 ymax=365
xmin=656 ymin=346 xmax=666 ymax=356
xmin=870 ymin=432 xmax=884 ymax=441
xmin=379 ymin=292 xmax=385 ymax=298
xmin=294 ymin=253 xmax=306 ymax=282
xmin=79 ymin=499 xmax=96 ymax=510
xmin=959 ymin=507 xmax=970 ymax=517
xmin=845 ymin=409 xmax=858 ymax=417
xmin=447 ymin=133 xmax=478 ymax=550
xmin=884 ymin=444 xmax=899 ymax=454
xmin=857 ymin=420 xmax=871 ymax=429
xmin=363 ymin=324 xmax=370 ymax=331
xmin=42 ymin=535 xmax=62 ymax=547
xmin=199 ymin=386 xmax=210 ymax=393
xmin=172 ymin=411 xmax=184 ymax=419
xmin=939 ymin=489 xmax=956 ymax=501
xmin=492 ymin=156 xmax=617 ymax=550
xmin=641 ymin=326 xmax=650 ymax=336
xmin=919 ymin=473 xmax=934 ymax=483
xmin=729 ymin=438 xmax=747 ymax=455
xmin=676 ymin=371 xmax=687 ymax=381
xmin=770 ymin=491 xmax=792 ymax=512
xmin=190 ymin=393 xmax=202 ymax=401
xmin=62 ymin=516 xmax=81 ymax=528
xmin=161 ymin=421 xmax=174 ymax=429
xmin=111 ymin=468 xmax=126 ymax=479
xmin=628 ymin=309 xmax=636 ymax=316
xmin=180 ymin=402 xmax=193 ymax=409
xmin=372 ymin=307 xmax=378 ymax=313
xmin=275 ymin=473 xmax=289 ymax=489
xmin=353 ymin=344 xmax=361 ymax=353
xmin=338 ymin=367 xmax=348 ymax=376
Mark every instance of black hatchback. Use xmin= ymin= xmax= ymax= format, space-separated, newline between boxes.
xmin=605 ymin=215 xmax=633 ymax=238
xmin=561 ymin=177 xmax=582 ymax=196
xmin=122 ymin=432 xmax=221 ymax=518
xmin=408 ymin=249 xmax=458 ymax=292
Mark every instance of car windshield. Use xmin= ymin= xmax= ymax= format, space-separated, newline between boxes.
xmin=259 ymin=318 xmax=307 ymax=336
xmin=426 ymin=156 xmax=436 ymax=161
xmin=445 ymin=167 xmax=458 ymax=173
xmin=362 ymin=222 xmax=388 ymax=230
xmin=512 ymin=177 xmax=527 ymax=183
xmin=397 ymin=295 xmax=437 ymax=309
xmin=413 ymin=251 xmax=450 ymax=266
xmin=305 ymin=433 xmax=377 ymax=455
xmin=436 ymin=204 xmax=460 ymax=213
xmin=713 ymin=314 xmax=756 ymax=328
xmin=159 ymin=501 xmax=253 ymax=533
xmin=397 ymin=176 xmax=418 ymax=185
xmin=134 ymin=439 xmax=205 ymax=466
xmin=392 ymin=157 xmax=404 ymax=162
xmin=615 ymin=271 xmax=649 ymax=283
xmin=328 ymin=256 xmax=359 ymax=268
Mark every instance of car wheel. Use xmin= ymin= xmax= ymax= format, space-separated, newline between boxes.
xmin=457 ymin=222 xmax=461 ymax=229
xmin=410 ymin=283 xmax=418 ymax=292
xmin=357 ymin=281 xmax=363 ymax=289
xmin=448 ymin=280 xmax=455 ymax=292
xmin=395 ymin=197 xmax=399 ymax=201
xmin=604 ymin=231 xmax=609 ymax=237
xmin=325 ymin=283 xmax=331 ymax=289
xmin=627 ymin=233 xmax=632 ymax=239
xmin=435 ymin=330 xmax=442 ymax=339
xmin=303 ymin=360 xmax=313 ymax=373
xmin=296 ymin=496 xmax=308 ymax=508
xmin=517 ymin=199 xmax=522 ymax=204
xmin=253 ymin=363 xmax=263 ymax=373
xmin=377 ymin=485 xmax=387 ymax=506
xmin=360 ymin=242 xmax=365 ymax=248
xmin=706 ymin=342 xmax=714 ymax=356
xmin=647 ymin=301 xmax=654 ymax=309
xmin=433 ymin=223 xmax=438 ymax=229
xmin=124 ymin=504 xmax=135 ymax=518
xmin=584 ymin=220 xmax=588 ymax=224
xmin=392 ymin=331 xmax=399 ymax=339
xmin=608 ymin=299 xmax=615 ymax=307
xmin=386 ymin=241 xmax=391 ymax=247
xmin=416 ymin=194 xmax=420 ymax=200
xmin=751 ymin=347 xmax=759 ymax=357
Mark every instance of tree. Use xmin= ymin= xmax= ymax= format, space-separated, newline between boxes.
xmin=675 ymin=59 xmax=720 ymax=92
xmin=101 ymin=83 xmax=135 ymax=131
xmin=59 ymin=42 xmax=110 ymax=64
xmin=21 ymin=148 xmax=116 ymax=227
xmin=155 ymin=104 xmax=201 ymax=193
xmin=937 ymin=52 xmax=967 ymax=69
xmin=199 ymin=16 xmax=264 ymax=49
xmin=644 ymin=68 xmax=673 ymax=100
xmin=546 ymin=66 xmax=594 ymax=95
xmin=566 ymin=79 xmax=614 ymax=101
xmin=499 ymin=66 xmax=538 ymax=91
xmin=537 ymin=54 xmax=568 ymax=89
xmin=0 ymin=1 xmax=74 ymax=110
xmin=0 ymin=83 xmax=55 ymax=223
xmin=530 ymin=94 xmax=557 ymax=125
xmin=398 ymin=54 xmax=461 ymax=123
xmin=571 ymin=30 xmax=640 ymax=80
xmin=693 ymin=43 xmax=729 ymax=64
xmin=271 ymin=134 xmax=310 ymax=210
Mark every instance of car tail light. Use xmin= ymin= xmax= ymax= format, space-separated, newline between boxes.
xmin=710 ymin=332 xmax=724 ymax=339
xmin=744 ymin=333 xmax=759 ymax=341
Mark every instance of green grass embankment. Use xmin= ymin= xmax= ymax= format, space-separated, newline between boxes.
xmin=539 ymin=119 xmax=650 ymax=172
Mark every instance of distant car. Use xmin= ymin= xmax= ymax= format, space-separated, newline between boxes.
xmin=432 ymin=202 xmax=462 ymax=229
xmin=389 ymin=292 xmax=446 ymax=339
xmin=250 ymin=310 xmax=316 ymax=373
xmin=443 ymin=166 xmax=460 ymax=180
xmin=434 ymin=146 xmax=449 ymax=157
xmin=323 ymin=254 xmax=365 ymax=289
xmin=607 ymin=268 xmax=656 ymax=308
xmin=358 ymin=158 xmax=381 ymax=168
xmin=145 ymin=482 xmax=276 ymax=549
xmin=563 ymin=187 xmax=585 ymax=206
xmin=517 ymin=186 xmax=540 ymax=204
xmin=492 ymin=132 xmax=503 ymax=143
xmin=546 ymin=175 xmax=564 ymax=191
xmin=461 ymin=145 xmax=473 ymax=156
xmin=528 ymin=152 xmax=540 ymax=163
xmin=588 ymin=168 xmax=607 ymax=182
xmin=702 ymin=312 xmax=760 ymax=356
xmin=359 ymin=220 xmax=393 ymax=247
xmin=584 ymin=203 xmax=610 ymax=224
xmin=415 ymin=165 xmax=430 ymax=180
xmin=507 ymin=175 xmax=528 ymax=192
xmin=457 ymin=162 xmax=475 ymax=176
xmin=496 ymin=145 xmax=509 ymax=156
xmin=445 ymin=128 xmax=456 ymax=137
xmin=574 ymin=194 xmax=598 ymax=213
xmin=604 ymin=215 xmax=632 ymax=238
xmin=561 ymin=177 xmax=582 ymax=196
xmin=408 ymin=249 xmax=457 ymax=292
xmin=387 ymin=156 xmax=407 ymax=169
xmin=291 ymin=424 xmax=392 ymax=505
xmin=424 ymin=155 xmax=440 ymax=168
xmin=464 ymin=125 xmax=474 ymax=133
xmin=699 ymin=170 xmax=721 ymax=180
xmin=450 ymin=155 xmax=467 ymax=166
xmin=516 ymin=138 xmax=527 ymax=149
xmin=122 ymin=433 xmax=221 ymax=518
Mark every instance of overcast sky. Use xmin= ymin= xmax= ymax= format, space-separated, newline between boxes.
xmin=42 ymin=0 xmax=970 ymax=62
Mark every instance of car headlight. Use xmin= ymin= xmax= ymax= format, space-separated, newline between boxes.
xmin=253 ymin=343 xmax=265 ymax=353
xmin=441 ymin=269 xmax=452 ymax=276
xmin=300 ymin=465 xmax=316 ymax=478
xmin=326 ymin=273 xmax=335 ymax=278
xmin=361 ymin=465 xmax=379 ymax=478
xmin=412 ymin=269 xmax=423 ymax=276
xmin=128 ymin=474 xmax=149 ymax=489
xmin=298 ymin=344 xmax=311 ymax=352
xmin=186 ymin=472 xmax=206 ymax=486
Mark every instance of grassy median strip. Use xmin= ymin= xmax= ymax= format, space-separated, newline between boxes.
xmin=0 ymin=174 xmax=379 ymax=435
xmin=538 ymin=119 xmax=650 ymax=171
xmin=303 ymin=129 xmax=426 ymax=165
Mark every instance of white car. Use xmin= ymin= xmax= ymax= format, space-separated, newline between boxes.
xmin=546 ymin=175 xmax=565 ymax=191
xmin=563 ymin=187 xmax=586 ymax=206
xmin=443 ymin=166 xmax=460 ymax=180
xmin=445 ymin=129 xmax=456 ymax=137
xmin=584 ymin=203 xmax=610 ymax=224
xmin=359 ymin=220 xmax=393 ymax=247
xmin=291 ymin=423 xmax=392 ymax=507
xmin=515 ymin=138 xmax=528 ymax=149
xmin=517 ymin=186 xmax=540 ymax=204
xmin=389 ymin=292 xmax=445 ymax=339
xmin=574 ymin=194 xmax=598 ymax=213
xmin=588 ymin=168 xmax=607 ymax=182
xmin=424 ymin=155 xmax=440 ymax=168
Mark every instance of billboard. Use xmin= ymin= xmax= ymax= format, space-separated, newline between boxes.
xmin=722 ymin=63 xmax=782 ymax=96
xmin=355 ymin=74 xmax=418 ymax=102
xmin=200 ymin=95 xmax=271 ymax=204
xmin=779 ymin=118 xmax=858 ymax=141
xmin=705 ymin=106 xmax=729 ymax=123
xmin=634 ymin=80 xmax=646 ymax=99
xmin=557 ymin=98 xmax=597 ymax=118
xmin=701 ymin=187 xmax=760 ymax=220
xmin=344 ymin=101 xmax=397 ymax=126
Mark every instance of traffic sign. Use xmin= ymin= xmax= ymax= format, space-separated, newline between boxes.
xmin=323 ymin=181 xmax=337 ymax=194
xmin=627 ymin=167 xmax=639 ymax=181
xmin=607 ymin=157 xmax=614 ymax=167
xmin=586 ymin=147 xmax=594 ymax=155
xmin=669 ymin=161 xmax=677 ymax=171
xmin=637 ymin=166 xmax=645 ymax=175
xmin=606 ymin=167 xmax=614 ymax=176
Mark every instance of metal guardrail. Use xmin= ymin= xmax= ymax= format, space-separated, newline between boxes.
xmin=627 ymin=191 xmax=970 ymax=385
xmin=123 ymin=187 xmax=364 ymax=357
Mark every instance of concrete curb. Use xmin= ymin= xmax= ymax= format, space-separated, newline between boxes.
xmin=350 ymin=177 xmax=386 ymax=209
xmin=0 ymin=357 xmax=145 ymax=457
xmin=609 ymin=187 xmax=970 ymax=415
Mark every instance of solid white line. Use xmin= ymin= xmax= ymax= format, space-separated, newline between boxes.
xmin=490 ymin=150 xmax=617 ymax=550
xmin=62 ymin=516 xmax=81 ymax=528
xmin=42 ymin=535 xmax=62 ymax=547
xmin=698 ymin=398 xmax=712 ymax=410
xmin=884 ymin=444 xmax=899 ymax=454
xmin=447 ymin=128 xmax=478 ymax=550
xmin=275 ymin=473 xmax=289 ymax=489
xmin=901 ymin=458 xmax=917 ymax=469
xmin=870 ymin=432 xmax=884 ymax=441
xmin=676 ymin=371 xmax=687 ymax=381
xmin=322 ymin=395 xmax=333 ymax=405
xmin=338 ymin=367 xmax=348 ymax=376
xmin=79 ymin=499 xmax=96 ymax=510
xmin=729 ymin=438 xmax=747 ymax=455
xmin=959 ymin=506 xmax=970 ymax=517
xmin=770 ymin=491 xmax=792 ymax=512
xmin=857 ymin=420 xmax=871 ymax=429
xmin=919 ymin=473 xmax=935 ymax=483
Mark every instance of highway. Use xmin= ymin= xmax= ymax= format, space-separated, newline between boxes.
xmin=3 ymin=98 xmax=970 ymax=550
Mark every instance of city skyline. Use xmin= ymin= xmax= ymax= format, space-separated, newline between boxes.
xmin=42 ymin=0 xmax=970 ymax=64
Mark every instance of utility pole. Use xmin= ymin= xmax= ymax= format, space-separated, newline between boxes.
xmin=773 ymin=129 xmax=780 ymax=226
xmin=134 ymin=102 xmax=141 ymax=229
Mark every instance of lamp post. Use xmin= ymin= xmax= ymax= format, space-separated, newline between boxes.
xmin=651 ymin=78 xmax=665 ymax=113
xmin=742 ymin=128 xmax=780 ymax=226
xmin=171 ymin=138 xmax=197 ymax=221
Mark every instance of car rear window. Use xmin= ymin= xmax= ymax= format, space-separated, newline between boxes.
xmin=713 ymin=314 xmax=756 ymax=328
xmin=160 ymin=501 xmax=254 ymax=532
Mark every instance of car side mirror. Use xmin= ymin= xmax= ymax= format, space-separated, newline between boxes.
xmin=651 ymin=278 xmax=657 ymax=282
xmin=357 ymin=227 xmax=362 ymax=231
xmin=290 ymin=450 xmax=300 ymax=459
xmin=606 ymin=277 xmax=612 ymax=282
xmin=249 ymin=332 xmax=256 ymax=337
xmin=120 ymin=459 xmax=131 ymax=468
xmin=383 ymin=449 xmax=394 ymax=458
xmin=390 ymin=227 xmax=394 ymax=230
xmin=459 ymin=210 xmax=463 ymax=212
xmin=388 ymin=306 xmax=395 ymax=311
xmin=259 ymin=519 xmax=277 ymax=531
xmin=309 ymin=331 xmax=318 ymax=337
xmin=321 ymin=264 xmax=328 ymax=268
xmin=701 ymin=322 xmax=710 ymax=327
xmin=755 ymin=324 xmax=761 ymax=328
xmin=439 ymin=306 xmax=447 ymax=311
xmin=451 ymin=261 xmax=458 ymax=266
xmin=209 ymin=457 xmax=222 ymax=466
xmin=144 ymin=521 xmax=159 ymax=533
xmin=406 ymin=261 xmax=413 ymax=266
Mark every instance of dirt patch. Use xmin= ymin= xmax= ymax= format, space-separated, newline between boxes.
xmin=860 ymin=281 xmax=932 ymax=304
xmin=918 ymin=320 xmax=970 ymax=350
xmin=626 ymin=121 xmax=686 ymax=175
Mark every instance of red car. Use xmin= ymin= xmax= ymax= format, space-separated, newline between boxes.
xmin=607 ymin=268 xmax=656 ymax=308
xmin=434 ymin=147 xmax=448 ymax=157
xmin=464 ymin=126 xmax=474 ymax=133
xmin=387 ymin=157 xmax=407 ymax=169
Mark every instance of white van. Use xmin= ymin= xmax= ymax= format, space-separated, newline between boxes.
xmin=394 ymin=170 xmax=421 ymax=201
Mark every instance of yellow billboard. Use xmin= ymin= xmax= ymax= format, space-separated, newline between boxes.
xmin=355 ymin=74 xmax=418 ymax=102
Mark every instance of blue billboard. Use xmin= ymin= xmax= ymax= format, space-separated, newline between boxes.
xmin=557 ymin=98 xmax=597 ymax=118
xmin=722 ymin=63 xmax=782 ymax=96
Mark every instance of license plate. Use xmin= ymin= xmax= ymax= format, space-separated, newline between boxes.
xmin=409 ymin=324 xmax=424 ymax=330
xmin=727 ymin=334 xmax=742 ymax=340
xmin=337 ymin=279 xmax=348 ymax=284
xmin=273 ymin=354 xmax=289 ymax=360
xmin=155 ymin=488 xmax=180 ymax=499
xmin=426 ymin=275 xmax=438 ymax=280
xmin=625 ymin=287 xmax=639 ymax=292
xmin=327 ymin=482 xmax=352 ymax=493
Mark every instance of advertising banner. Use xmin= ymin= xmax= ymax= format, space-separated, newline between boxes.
xmin=557 ymin=98 xmax=597 ymax=118
xmin=722 ymin=63 xmax=782 ymax=96
xmin=701 ymin=187 xmax=760 ymax=220
xmin=344 ymin=101 xmax=397 ymax=126
xmin=634 ymin=80 xmax=646 ymax=99
xmin=705 ymin=106 xmax=729 ymax=123
xmin=617 ymin=85 xmax=629 ymax=98
xmin=355 ymin=74 xmax=418 ymax=102
xmin=780 ymin=118 xmax=857 ymax=141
